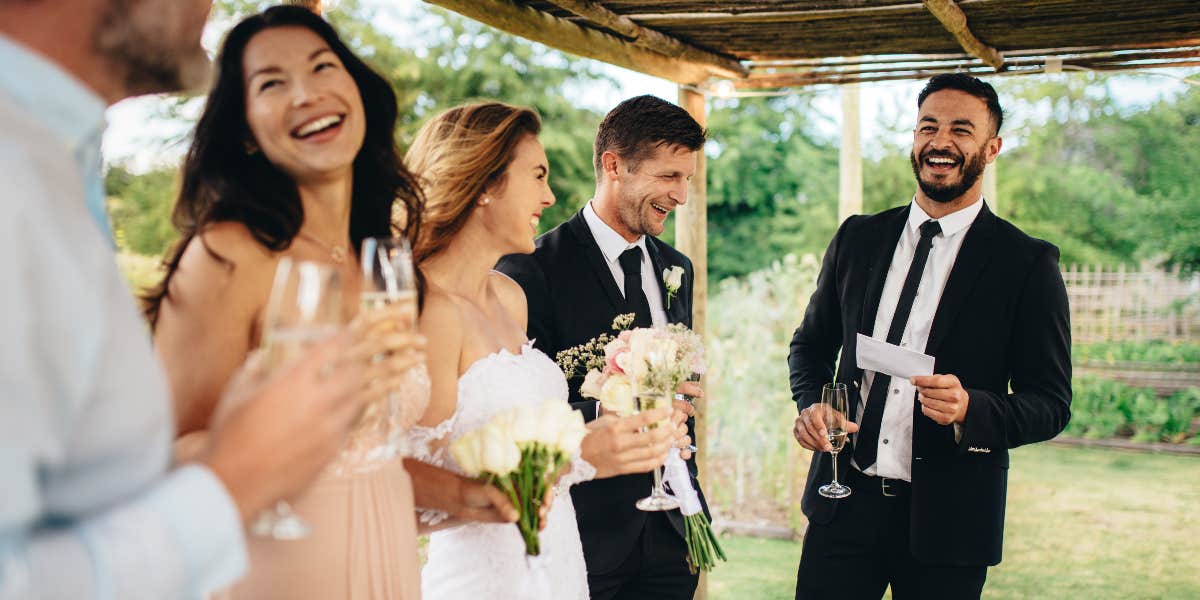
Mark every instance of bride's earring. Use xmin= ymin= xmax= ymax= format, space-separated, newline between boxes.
xmin=479 ymin=196 xmax=492 ymax=206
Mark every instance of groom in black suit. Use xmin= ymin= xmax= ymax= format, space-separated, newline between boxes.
xmin=497 ymin=95 xmax=707 ymax=599
xmin=789 ymin=74 xmax=1072 ymax=599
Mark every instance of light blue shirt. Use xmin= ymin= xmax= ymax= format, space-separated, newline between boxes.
xmin=0 ymin=35 xmax=246 ymax=599
xmin=0 ymin=34 xmax=110 ymax=241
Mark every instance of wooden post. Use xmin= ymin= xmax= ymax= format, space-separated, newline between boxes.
xmin=838 ymin=83 xmax=863 ymax=222
xmin=676 ymin=84 xmax=708 ymax=600
xmin=983 ymin=160 xmax=998 ymax=216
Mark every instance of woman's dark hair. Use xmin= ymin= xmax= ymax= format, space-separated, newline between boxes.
xmin=142 ymin=5 xmax=423 ymax=327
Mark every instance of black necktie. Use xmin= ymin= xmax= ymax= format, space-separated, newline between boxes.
xmin=618 ymin=247 xmax=653 ymax=328
xmin=854 ymin=219 xmax=943 ymax=470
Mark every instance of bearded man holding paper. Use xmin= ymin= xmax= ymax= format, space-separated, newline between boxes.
xmin=787 ymin=74 xmax=1072 ymax=600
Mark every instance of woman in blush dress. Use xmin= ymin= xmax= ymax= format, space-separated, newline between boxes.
xmin=145 ymin=7 xmax=427 ymax=599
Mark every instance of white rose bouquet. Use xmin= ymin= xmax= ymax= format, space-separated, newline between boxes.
xmin=448 ymin=399 xmax=588 ymax=555
xmin=558 ymin=319 xmax=725 ymax=572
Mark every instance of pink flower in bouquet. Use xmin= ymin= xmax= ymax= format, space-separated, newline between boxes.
xmin=604 ymin=336 xmax=630 ymax=374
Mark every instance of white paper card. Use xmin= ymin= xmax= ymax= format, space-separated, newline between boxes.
xmin=855 ymin=333 xmax=936 ymax=380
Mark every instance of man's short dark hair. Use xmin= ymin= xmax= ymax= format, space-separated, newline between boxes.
xmin=594 ymin=95 xmax=707 ymax=179
xmin=917 ymin=73 xmax=1004 ymax=135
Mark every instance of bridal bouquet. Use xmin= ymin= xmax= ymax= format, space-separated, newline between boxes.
xmin=448 ymin=399 xmax=588 ymax=555
xmin=557 ymin=317 xmax=726 ymax=572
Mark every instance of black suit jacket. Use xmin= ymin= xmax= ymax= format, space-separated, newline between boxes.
xmin=496 ymin=209 xmax=708 ymax=574
xmin=788 ymin=203 xmax=1072 ymax=567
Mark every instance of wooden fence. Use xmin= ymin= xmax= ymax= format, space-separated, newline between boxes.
xmin=1062 ymin=264 xmax=1200 ymax=343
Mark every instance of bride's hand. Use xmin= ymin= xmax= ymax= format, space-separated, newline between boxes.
xmin=580 ymin=407 xmax=675 ymax=479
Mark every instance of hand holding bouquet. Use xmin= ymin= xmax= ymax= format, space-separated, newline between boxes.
xmin=560 ymin=317 xmax=725 ymax=572
xmin=448 ymin=400 xmax=588 ymax=555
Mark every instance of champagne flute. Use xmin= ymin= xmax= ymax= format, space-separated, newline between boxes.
xmin=356 ymin=237 xmax=417 ymax=463
xmin=634 ymin=348 xmax=681 ymax=512
xmin=250 ymin=257 xmax=343 ymax=539
xmin=818 ymin=382 xmax=852 ymax=499
xmin=360 ymin=236 xmax=417 ymax=319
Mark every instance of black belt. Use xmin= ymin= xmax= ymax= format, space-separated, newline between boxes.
xmin=850 ymin=468 xmax=911 ymax=498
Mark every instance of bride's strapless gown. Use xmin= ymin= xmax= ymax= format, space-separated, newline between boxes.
xmin=220 ymin=366 xmax=431 ymax=600
xmin=403 ymin=341 xmax=594 ymax=600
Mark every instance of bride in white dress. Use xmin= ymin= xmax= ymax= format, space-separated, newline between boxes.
xmin=400 ymin=102 xmax=682 ymax=599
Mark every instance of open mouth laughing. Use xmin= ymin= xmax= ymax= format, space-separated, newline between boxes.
xmin=291 ymin=113 xmax=345 ymax=140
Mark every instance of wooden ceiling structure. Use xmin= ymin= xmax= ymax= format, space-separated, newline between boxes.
xmin=426 ymin=0 xmax=1200 ymax=91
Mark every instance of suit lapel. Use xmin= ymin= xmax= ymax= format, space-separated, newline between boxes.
xmin=924 ymin=203 xmax=998 ymax=356
xmin=859 ymin=208 xmax=909 ymax=336
xmin=644 ymin=240 xmax=686 ymax=324
xmin=565 ymin=210 xmax=627 ymax=311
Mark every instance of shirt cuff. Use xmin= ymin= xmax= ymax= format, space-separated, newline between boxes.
xmin=142 ymin=464 xmax=247 ymax=598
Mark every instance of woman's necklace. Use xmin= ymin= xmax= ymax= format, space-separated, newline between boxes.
xmin=296 ymin=230 xmax=350 ymax=264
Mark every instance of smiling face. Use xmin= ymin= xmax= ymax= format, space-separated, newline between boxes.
xmin=242 ymin=26 xmax=366 ymax=185
xmin=482 ymin=134 xmax=556 ymax=254
xmin=909 ymin=88 xmax=1002 ymax=204
xmin=607 ymin=144 xmax=696 ymax=239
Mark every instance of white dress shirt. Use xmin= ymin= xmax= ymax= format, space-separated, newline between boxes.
xmin=856 ymin=198 xmax=984 ymax=481
xmin=0 ymin=35 xmax=246 ymax=599
xmin=582 ymin=201 xmax=668 ymax=327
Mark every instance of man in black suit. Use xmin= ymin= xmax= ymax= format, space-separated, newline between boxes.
xmin=497 ymin=95 xmax=708 ymax=600
xmin=789 ymin=74 xmax=1072 ymax=599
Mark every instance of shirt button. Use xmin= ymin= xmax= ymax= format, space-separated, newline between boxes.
xmin=892 ymin=388 xmax=900 ymax=395
xmin=883 ymin=439 xmax=889 ymax=445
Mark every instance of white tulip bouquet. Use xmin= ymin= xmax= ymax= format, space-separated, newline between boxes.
xmin=448 ymin=399 xmax=588 ymax=555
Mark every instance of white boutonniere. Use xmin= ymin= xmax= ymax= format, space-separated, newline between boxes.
xmin=663 ymin=266 xmax=684 ymax=308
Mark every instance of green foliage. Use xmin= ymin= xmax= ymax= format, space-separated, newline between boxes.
xmin=705 ymin=253 xmax=821 ymax=517
xmin=1064 ymin=377 xmax=1200 ymax=442
xmin=705 ymin=95 xmax=839 ymax=281
xmin=1075 ymin=340 xmax=1200 ymax=364
xmin=106 ymin=165 xmax=179 ymax=257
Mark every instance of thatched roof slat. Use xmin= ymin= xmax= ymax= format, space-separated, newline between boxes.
xmin=431 ymin=0 xmax=1200 ymax=87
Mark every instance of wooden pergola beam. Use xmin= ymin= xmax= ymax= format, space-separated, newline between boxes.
xmin=423 ymin=0 xmax=734 ymax=84
xmin=733 ymin=57 xmax=1200 ymax=89
xmin=543 ymin=0 xmax=748 ymax=79
xmin=923 ymin=0 xmax=1004 ymax=70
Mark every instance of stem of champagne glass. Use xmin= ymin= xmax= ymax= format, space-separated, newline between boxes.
xmin=831 ymin=451 xmax=840 ymax=485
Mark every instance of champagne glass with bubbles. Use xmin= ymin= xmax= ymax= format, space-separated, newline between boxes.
xmin=818 ymin=382 xmax=852 ymax=499
xmin=250 ymin=257 xmax=343 ymax=539
xmin=356 ymin=237 xmax=417 ymax=463
xmin=634 ymin=347 xmax=681 ymax=512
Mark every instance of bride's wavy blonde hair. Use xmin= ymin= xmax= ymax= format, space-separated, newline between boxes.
xmin=404 ymin=102 xmax=542 ymax=266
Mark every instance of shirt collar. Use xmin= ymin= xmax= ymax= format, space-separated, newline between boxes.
xmin=907 ymin=197 xmax=985 ymax=239
xmin=0 ymin=34 xmax=107 ymax=156
xmin=583 ymin=200 xmax=648 ymax=265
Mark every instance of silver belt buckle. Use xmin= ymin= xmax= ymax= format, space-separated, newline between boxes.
xmin=881 ymin=478 xmax=898 ymax=497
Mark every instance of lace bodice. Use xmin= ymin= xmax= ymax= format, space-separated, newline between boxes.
xmin=411 ymin=341 xmax=593 ymax=600
xmin=327 ymin=364 xmax=431 ymax=477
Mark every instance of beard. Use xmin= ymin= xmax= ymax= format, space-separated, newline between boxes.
xmin=93 ymin=0 xmax=211 ymax=97
xmin=616 ymin=191 xmax=667 ymax=238
xmin=909 ymin=147 xmax=988 ymax=203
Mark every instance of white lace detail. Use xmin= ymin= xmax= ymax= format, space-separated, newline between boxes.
xmin=399 ymin=415 xmax=456 ymax=526
xmin=420 ymin=341 xmax=590 ymax=600
xmin=555 ymin=453 xmax=597 ymax=497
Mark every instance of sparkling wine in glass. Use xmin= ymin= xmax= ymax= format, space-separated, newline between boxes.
xmin=356 ymin=236 xmax=418 ymax=463
xmin=250 ymin=257 xmax=343 ymax=540
xmin=633 ymin=349 xmax=680 ymax=512
xmin=360 ymin=236 xmax=417 ymax=319
xmin=818 ymin=382 xmax=852 ymax=499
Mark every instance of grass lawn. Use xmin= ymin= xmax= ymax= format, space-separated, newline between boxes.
xmin=708 ymin=444 xmax=1200 ymax=599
